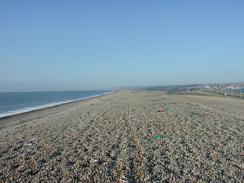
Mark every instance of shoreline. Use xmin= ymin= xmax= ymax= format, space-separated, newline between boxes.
xmin=0 ymin=91 xmax=115 ymax=130
xmin=0 ymin=91 xmax=113 ymax=120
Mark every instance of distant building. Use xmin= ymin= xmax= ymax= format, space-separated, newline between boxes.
xmin=204 ymin=85 xmax=211 ymax=89
xmin=226 ymin=86 xmax=240 ymax=90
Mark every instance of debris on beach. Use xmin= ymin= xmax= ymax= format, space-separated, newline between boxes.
xmin=158 ymin=108 xmax=165 ymax=112
xmin=90 ymin=158 xmax=98 ymax=164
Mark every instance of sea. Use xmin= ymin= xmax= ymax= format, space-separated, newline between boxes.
xmin=0 ymin=90 xmax=112 ymax=118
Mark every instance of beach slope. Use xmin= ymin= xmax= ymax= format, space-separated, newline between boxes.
xmin=0 ymin=91 xmax=243 ymax=182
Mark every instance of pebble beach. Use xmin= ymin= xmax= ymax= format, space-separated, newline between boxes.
xmin=0 ymin=91 xmax=243 ymax=182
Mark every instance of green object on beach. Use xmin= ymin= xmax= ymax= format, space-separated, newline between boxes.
xmin=191 ymin=112 xmax=200 ymax=116
xmin=154 ymin=134 xmax=161 ymax=140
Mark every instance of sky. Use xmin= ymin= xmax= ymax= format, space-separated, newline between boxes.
xmin=0 ymin=0 xmax=244 ymax=91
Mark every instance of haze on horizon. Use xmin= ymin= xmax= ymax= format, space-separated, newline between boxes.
xmin=0 ymin=0 xmax=244 ymax=92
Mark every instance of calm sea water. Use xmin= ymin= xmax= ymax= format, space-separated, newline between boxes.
xmin=0 ymin=90 xmax=111 ymax=118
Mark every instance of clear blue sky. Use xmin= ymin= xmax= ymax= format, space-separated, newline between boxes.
xmin=0 ymin=0 xmax=243 ymax=91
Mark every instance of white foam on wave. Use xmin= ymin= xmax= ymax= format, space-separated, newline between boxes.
xmin=0 ymin=91 xmax=113 ymax=118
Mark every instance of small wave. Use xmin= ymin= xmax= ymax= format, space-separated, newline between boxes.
xmin=0 ymin=91 xmax=113 ymax=118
